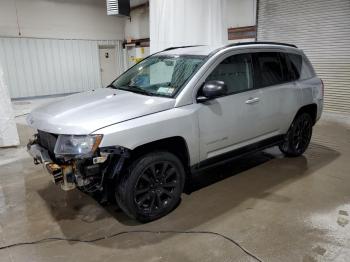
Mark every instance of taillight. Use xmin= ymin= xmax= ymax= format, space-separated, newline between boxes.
xmin=321 ymin=79 xmax=324 ymax=98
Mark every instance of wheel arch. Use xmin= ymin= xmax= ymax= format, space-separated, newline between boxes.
xmin=130 ymin=136 xmax=191 ymax=172
xmin=295 ymin=103 xmax=318 ymax=125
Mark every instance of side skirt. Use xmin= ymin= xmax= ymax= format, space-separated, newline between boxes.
xmin=191 ymin=135 xmax=285 ymax=173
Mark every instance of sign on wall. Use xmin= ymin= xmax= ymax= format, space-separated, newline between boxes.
xmin=228 ymin=26 xmax=256 ymax=40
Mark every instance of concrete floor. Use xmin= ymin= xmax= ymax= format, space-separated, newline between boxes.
xmin=0 ymin=99 xmax=350 ymax=261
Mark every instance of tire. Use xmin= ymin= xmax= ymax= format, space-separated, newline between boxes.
xmin=279 ymin=113 xmax=313 ymax=157
xmin=115 ymin=151 xmax=185 ymax=222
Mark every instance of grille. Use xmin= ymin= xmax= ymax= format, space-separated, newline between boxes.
xmin=37 ymin=130 xmax=58 ymax=155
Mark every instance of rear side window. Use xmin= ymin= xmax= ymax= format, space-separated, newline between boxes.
xmin=253 ymin=52 xmax=286 ymax=88
xmin=286 ymin=53 xmax=302 ymax=81
xmin=300 ymin=57 xmax=315 ymax=80
xmin=285 ymin=52 xmax=315 ymax=80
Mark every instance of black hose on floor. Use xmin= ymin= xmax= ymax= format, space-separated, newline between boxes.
xmin=0 ymin=229 xmax=263 ymax=262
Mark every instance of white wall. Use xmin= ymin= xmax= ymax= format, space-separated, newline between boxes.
xmin=124 ymin=0 xmax=256 ymax=43
xmin=125 ymin=7 xmax=150 ymax=40
xmin=0 ymin=63 xmax=19 ymax=147
xmin=225 ymin=0 xmax=256 ymax=43
xmin=150 ymin=0 xmax=227 ymax=53
xmin=225 ymin=0 xmax=256 ymax=28
xmin=0 ymin=0 xmax=126 ymax=98
xmin=0 ymin=0 xmax=125 ymax=40
xmin=0 ymin=38 xmax=124 ymax=98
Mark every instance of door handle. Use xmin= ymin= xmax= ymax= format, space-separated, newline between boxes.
xmin=245 ymin=97 xmax=260 ymax=104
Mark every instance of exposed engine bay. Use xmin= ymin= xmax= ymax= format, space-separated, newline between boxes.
xmin=27 ymin=131 xmax=129 ymax=195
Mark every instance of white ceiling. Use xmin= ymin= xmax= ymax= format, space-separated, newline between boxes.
xmin=130 ymin=0 xmax=148 ymax=7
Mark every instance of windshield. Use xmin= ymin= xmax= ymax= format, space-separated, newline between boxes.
xmin=110 ymin=55 xmax=205 ymax=97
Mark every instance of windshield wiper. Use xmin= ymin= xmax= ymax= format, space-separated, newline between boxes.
xmin=118 ymin=86 xmax=153 ymax=96
xmin=107 ymin=84 xmax=151 ymax=95
xmin=106 ymin=83 xmax=117 ymax=89
xmin=108 ymin=85 xmax=168 ymax=97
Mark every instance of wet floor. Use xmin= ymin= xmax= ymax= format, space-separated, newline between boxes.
xmin=0 ymin=113 xmax=350 ymax=261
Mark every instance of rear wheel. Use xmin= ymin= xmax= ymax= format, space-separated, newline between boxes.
xmin=279 ymin=113 xmax=313 ymax=157
xmin=116 ymin=151 xmax=185 ymax=222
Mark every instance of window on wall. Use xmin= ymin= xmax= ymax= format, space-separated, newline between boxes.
xmin=206 ymin=53 xmax=254 ymax=94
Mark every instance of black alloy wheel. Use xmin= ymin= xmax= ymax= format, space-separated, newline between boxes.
xmin=279 ymin=113 xmax=313 ymax=157
xmin=116 ymin=151 xmax=185 ymax=222
xmin=134 ymin=161 xmax=180 ymax=213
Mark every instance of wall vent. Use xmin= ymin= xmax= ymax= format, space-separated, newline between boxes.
xmin=106 ymin=0 xmax=130 ymax=16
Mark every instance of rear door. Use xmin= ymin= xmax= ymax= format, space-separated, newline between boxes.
xmin=252 ymin=51 xmax=301 ymax=135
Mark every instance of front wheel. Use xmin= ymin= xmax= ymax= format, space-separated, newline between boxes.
xmin=279 ymin=113 xmax=313 ymax=157
xmin=116 ymin=151 xmax=185 ymax=222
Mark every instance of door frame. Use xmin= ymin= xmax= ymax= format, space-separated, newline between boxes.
xmin=98 ymin=45 xmax=117 ymax=87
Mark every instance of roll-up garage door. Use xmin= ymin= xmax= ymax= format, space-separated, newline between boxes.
xmin=257 ymin=0 xmax=350 ymax=114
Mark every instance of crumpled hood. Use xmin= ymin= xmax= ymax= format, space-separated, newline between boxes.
xmin=27 ymin=88 xmax=175 ymax=134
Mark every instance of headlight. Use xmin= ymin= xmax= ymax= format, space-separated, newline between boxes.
xmin=54 ymin=134 xmax=103 ymax=157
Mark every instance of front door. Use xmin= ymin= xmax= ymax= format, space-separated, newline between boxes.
xmin=197 ymin=53 xmax=263 ymax=162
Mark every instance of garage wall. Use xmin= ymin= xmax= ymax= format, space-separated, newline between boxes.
xmin=124 ymin=0 xmax=257 ymax=44
xmin=0 ymin=0 xmax=125 ymax=40
xmin=257 ymin=0 xmax=350 ymax=114
xmin=226 ymin=0 xmax=256 ymax=29
xmin=0 ymin=38 xmax=123 ymax=98
xmin=150 ymin=0 xmax=227 ymax=53
xmin=0 ymin=0 xmax=126 ymax=98
xmin=125 ymin=7 xmax=150 ymax=40
xmin=226 ymin=0 xmax=256 ymax=43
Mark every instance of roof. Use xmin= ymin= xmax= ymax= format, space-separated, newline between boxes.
xmin=157 ymin=42 xmax=298 ymax=57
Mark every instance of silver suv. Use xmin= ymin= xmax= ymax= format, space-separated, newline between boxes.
xmin=27 ymin=42 xmax=323 ymax=222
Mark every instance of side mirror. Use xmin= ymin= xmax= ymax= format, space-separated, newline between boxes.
xmin=197 ymin=80 xmax=228 ymax=102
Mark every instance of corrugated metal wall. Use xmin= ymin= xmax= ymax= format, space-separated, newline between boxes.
xmin=257 ymin=0 xmax=350 ymax=114
xmin=0 ymin=38 xmax=124 ymax=98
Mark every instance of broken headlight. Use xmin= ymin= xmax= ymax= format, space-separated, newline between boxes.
xmin=54 ymin=134 xmax=102 ymax=157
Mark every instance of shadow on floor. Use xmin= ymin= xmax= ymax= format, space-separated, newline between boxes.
xmin=35 ymin=142 xmax=340 ymax=249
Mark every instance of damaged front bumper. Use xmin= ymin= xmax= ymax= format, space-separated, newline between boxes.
xmin=27 ymin=141 xmax=76 ymax=190
xmin=27 ymin=137 xmax=130 ymax=193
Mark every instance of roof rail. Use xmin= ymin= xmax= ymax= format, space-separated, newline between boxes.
xmin=227 ymin=41 xmax=297 ymax=48
xmin=162 ymin=45 xmax=204 ymax=51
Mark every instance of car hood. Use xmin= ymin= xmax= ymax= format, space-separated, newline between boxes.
xmin=27 ymin=88 xmax=176 ymax=134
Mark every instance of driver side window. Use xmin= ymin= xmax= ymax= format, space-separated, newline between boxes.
xmin=206 ymin=53 xmax=254 ymax=95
